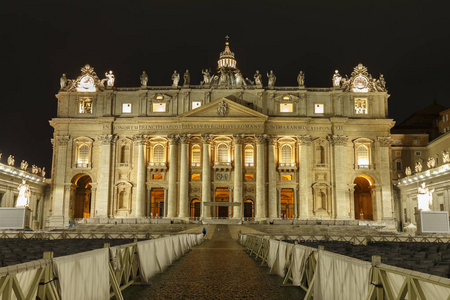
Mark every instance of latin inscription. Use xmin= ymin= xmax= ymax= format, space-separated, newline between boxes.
xmin=103 ymin=124 xmax=337 ymax=131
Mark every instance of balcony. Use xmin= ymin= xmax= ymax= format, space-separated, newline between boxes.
xmin=148 ymin=162 xmax=167 ymax=171
xmin=356 ymin=164 xmax=374 ymax=170
xmin=278 ymin=162 xmax=297 ymax=172
xmin=213 ymin=162 xmax=232 ymax=171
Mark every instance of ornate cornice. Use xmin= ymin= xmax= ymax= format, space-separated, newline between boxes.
xmin=233 ymin=134 xmax=244 ymax=144
xmin=56 ymin=135 xmax=70 ymax=146
xmin=98 ymin=134 xmax=117 ymax=145
xmin=266 ymin=135 xmax=278 ymax=145
xmin=133 ymin=134 xmax=148 ymax=145
xmin=327 ymin=135 xmax=348 ymax=146
xmin=377 ymin=136 xmax=391 ymax=147
xmin=297 ymin=135 xmax=312 ymax=145
xmin=179 ymin=134 xmax=190 ymax=144
xmin=201 ymin=134 xmax=213 ymax=144
xmin=255 ymin=134 xmax=266 ymax=144
xmin=167 ymin=134 xmax=179 ymax=145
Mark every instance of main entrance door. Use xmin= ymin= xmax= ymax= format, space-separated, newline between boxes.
xmin=244 ymin=199 xmax=254 ymax=220
xmin=150 ymin=188 xmax=164 ymax=218
xmin=281 ymin=188 xmax=294 ymax=219
xmin=190 ymin=199 xmax=201 ymax=219
xmin=354 ymin=175 xmax=374 ymax=220
xmin=71 ymin=174 xmax=92 ymax=219
xmin=215 ymin=188 xmax=229 ymax=218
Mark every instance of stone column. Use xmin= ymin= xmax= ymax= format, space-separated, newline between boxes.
xmin=133 ymin=135 xmax=147 ymax=217
xmin=329 ymin=135 xmax=349 ymax=219
xmin=267 ymin=135 xmax=277 ymax=220
xmin=96 ymin=134 xmax=117 ymax=218
xmin=372 ymin=184 xmax=382 ymax=221
xmin=163 ymin=187 xmax=168 ymax=217
xmin=201 ymin=134 xmax=212 ymax=218
xmin=233 ymin=134 xmax=243 ymax=219
xmin=212 ymin=187 xmax=216 ymax=218
xmin=378 ymin=137 xmax=394 ymax=220
xmin=348 ymin=183 xmax=356 ymax=219
xmin=298 ymin=135 xmax=312 ymax=219
xmin=179 ymin=134 xmax=190 ymax=219
xmin=255 ymin=134 xmax=266 ymax=220
xmin=167 ymin=135 xmax=178 ymax=218
xmin=228 ymin=187 xmax=233 ymax=218
xmin=277 ymin=188 xmax=282 ymax=218
xmin=48 ymin=136 xmax=70 ymax=228
xmin=293 ymin=188 xmax=298 ymax=219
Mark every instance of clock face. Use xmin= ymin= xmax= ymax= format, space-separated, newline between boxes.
xmin=353 ymin=75 xmax=368 ymax=89
xmin=77 ymin=75 xmax=96 ymax=92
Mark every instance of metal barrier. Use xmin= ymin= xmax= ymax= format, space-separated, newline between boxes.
xmin=239 ymin=234 xmax=450 ymax=300
xmin=0 ymin=231 xmax=168 ymax=240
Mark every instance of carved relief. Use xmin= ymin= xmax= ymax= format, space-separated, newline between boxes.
xmin=133 ymin=134 xmax=148 ymax=145
xmin=179 ymin=134 xmax=190 ymax=144
xmin=255 ymin=134 xmax=266 ymax=144
xmin=217 ymin=100 xmax=229 ymax=116
xmin=377 ymin=136 xmax=391 ymax=147
xmin=328 ymin=135 xmax=348 ymax=146
xmin=56 ymin=136 xmax=70 ymax=146
xmin=201 ymin=134 xmax=213 ymax=144
xmin=98 ymin=134 xmax=117 ymax=145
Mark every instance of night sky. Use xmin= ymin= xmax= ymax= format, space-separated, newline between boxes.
xmin=1 ymin=1 xmax=449 ymax=171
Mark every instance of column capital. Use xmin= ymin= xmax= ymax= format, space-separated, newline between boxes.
xmin=98 ymin=134 xmax=117 ymax=145
xmin=167 ymin=134 xmax=179 ymax=145
xmin=201 ymin=134 xmax=213 ymax=144
xmin=255 ymin=134 xmax=267 ymax=144
xmin=56 ymin=135 xmax=70 ymax=146
xmin=297 ymin=135 xmax=312 ymax=145
xmin=133 ymin=134 xmax=148 ymax=145
xmin=179 ymin=134 xmax=190 ymax=144
xmin=233 ymin=134 xmax=244 ymax=144
xmin=266 ymin=135 xmax=278 ymax=145
xmin=377 ymin=136 xmax=392 ymax=147
xmin=327 ymin=134 xmax=348 ymax=146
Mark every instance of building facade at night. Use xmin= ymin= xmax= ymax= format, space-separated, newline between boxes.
xmin=46 ymin=41 xmax=395 ymax=229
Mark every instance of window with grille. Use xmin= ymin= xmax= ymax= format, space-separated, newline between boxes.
xmin=78 ymin=144 xmax=89 ymax=165
xmin=153 ymin=145 xmax=164 ymax=163
xmin=244 ymin=145 xmax=254 ymax=165
xmin=357 ymin=145 xmax=369 ymax=166
xmin=218 ymin=144 xmax=228 ymax=162
xmin=192 ymin=145 xmax=201 ymax=165
xmin=281 ymin=145 xmax=292 ymax=164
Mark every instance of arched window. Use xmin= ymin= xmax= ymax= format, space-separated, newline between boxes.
xmin=192 ymin=145 xmax=201 ymax=165
xmin=244 ymin=145 xmax=254 ymax=165
xmin=281 ymin=144 xmax=292 ymax=164
xmin=218 ymin=144 xmax=228 ymax=163
xmin=120 ymin=145 xmax=130 ymax=164
xmin=357 ymin=145 xmax=369 ymax=166
xmin=78 ymin=144 xmax=89 ymax=165
xmin=118 ymin=191 xmax=127 ymax=208
xmin=153 ymin=144 xmax=164 ymax=163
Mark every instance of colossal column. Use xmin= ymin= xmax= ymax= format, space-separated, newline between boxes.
xmin=329 ymin=135 xmax=349 ymax=219
xmin=133 ymin=135 xmax=147 ymax=217
xmin=298 ymin=135 xmax=312 ymax=219
xmin=201 ymin=134 xmax=212 ymax=218
xmin=179 ymin=134 xmax=190 ymax=219
xmin=167 ymin=135 xmax=179 ymax=218
xmin=96 ymin=134 xmax=117 ymax=218
xmin=267 ymin=135 xmax=277 ymax=220
xmin=255 ymin=134 xmax=266 ymax=220
xmin=233 ymin=134 xmax=243 ymax=219
xmin=378 ymin=137 xmax=394 ymax=220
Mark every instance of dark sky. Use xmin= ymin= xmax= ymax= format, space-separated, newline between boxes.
xmin=1 ymin=1 xmax=449 ymax=171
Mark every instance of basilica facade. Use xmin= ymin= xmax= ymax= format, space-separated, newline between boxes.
xmin=46 ymin=41 xmax=395 ymax=228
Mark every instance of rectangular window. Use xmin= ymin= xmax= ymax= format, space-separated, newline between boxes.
xmin=280 ymin=103 xmax=293 ymax=113
xmin=440 ymin=204 xmax=445 ymax=211
xmin=396 ymin=162 xmax=402 ymax=171
xmin=282 ymin=174 xmax=292 ymax=181
xmin=314 ymin=104 xmax=324 ymax=114
xmin=79 ymin=98 xmax=93 ymax=114
xmin=413 ymin=139 xmax=420 ymax=145
xmin=354 ymin=98 xmax=368 ymax=114
xmin=152 ymin=103 xmax=166 ymax=112
xmin=444 ymin=115 xmax=448 ymax=122
xmin=122 ymin=103 xmax=132 ymax=113
xmin=191 ymin=174 xmax=201 ymax=180
xmin=415 ymin=151 xmax=421 ymax=156
xmin=445 ymin=127 xmax=450 ymax=133
xmin=192 ymin=101 xmax=202 ymax=110
xmin=245 ymin=174 xmax=254 ymax=180
xmin=152 ymin=174 xmax=163 ymax=180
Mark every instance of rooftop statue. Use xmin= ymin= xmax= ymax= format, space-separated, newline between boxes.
xmin=427 ymin=157 xmax=436 ymax=169
xmin=332 ymin=70 xmax=342 ymax=87
xmin=7 ymin=155 xmax=14 ymax=166
xmin=183 ymin=70 xmax=190 ymax=86
xmin=443 ymin=150 xmax=450 ymax=164
xmin=417 ymin=182 xmax=434 ymax=211
xmin=405 ymin=166 xmax=411 ymax=176
xmin=20 ymin=160 xmax=28 ymax=170
xmin=297 ymin=71 xmax=305 ymax=87
xmin=140 ymin=71 xmax=148 ymax=87
xmin=60 ymin=73 xmax=68 ymax=89
xmin=415 ymin=161 xmax=422 ymax=173
xmin=16 ymin=180 xmax=30 ymax=207
xmin=254 ymin=70 xmax=262 ymax=88
xmin=171 ymin=70 xmax=180 ymax=87
xmin=235 ymin=70 xmax=246 ymax=87
xmin=219 ymin=68 xmax=228 ymax=85
xmin=201 ymin=69 xmax=211 ymax=85
xmin=32 ymin=165 xmax=38 ymax=174
xmin=267 ymin=70 xmax=276 ymax=88
xmin=41 ymin=167 xmax=46 ymax=178
xmin=105 ymin=71 xmax=115 ymax=87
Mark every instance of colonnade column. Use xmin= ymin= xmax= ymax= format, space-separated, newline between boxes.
xmin=267 ymin=135 xmax=277 ymax=220
xmin=329 ymin=135 xmax=349 ymax=219
xmin=233 ymin=134 xmax=243 ymax=219
xmin=228 ymin=187 xmax=233 ymax=218
xmin=255 ymin=134 xmax=266 ymax=220
xmin=298 ymin=135 xmax=312 ymax=219
xmin=277 ymin=188 xmax=282 ymax=218
xmin=167 ymin=135 xmax=178 ymax=218
xmin=179 ymin=134 xmax=190 ymax=219
xmin=132 ymin=135 xmax=147 ymax=217
xmin=201 ymin=134 xmax=212 ymax=218
xmin=378 ymin=137 xmax=394 ymax=220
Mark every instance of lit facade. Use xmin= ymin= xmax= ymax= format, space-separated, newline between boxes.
xmin=46 ymin=41 xmax=395 ymax=228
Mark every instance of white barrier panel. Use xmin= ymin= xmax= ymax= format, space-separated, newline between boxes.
xmin=290 ymin=245 xmax=314 ymax=286
xmin=267 ymin=239 xmax=279 ymax=269
xmin=172 ymin=235 xmax=182 ymax=260
xmin=53 ymin=248 xmax=110 ymax=300
xmin=137 ymin=239 xmax=160 ymax=282
xmin=314 ymin=250 xmax=371 ymax=300
xmin=0 ymin=268 xmax=39 ymax=300
xmin=155 ymin=238 xmax=171 ymax=271
xmin=271 ymin=241 xmax=293 ymax=277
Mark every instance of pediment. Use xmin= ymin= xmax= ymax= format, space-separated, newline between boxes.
xmin=178 ymin=98 xmax=268 ymax=120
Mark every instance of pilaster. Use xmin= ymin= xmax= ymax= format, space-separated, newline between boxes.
xmin=201 ymin=134 xmax=212 ymax=218
xmin=255 ymin=134 xmax=266 ymax=220
xmin=133 ymin=134 xmax=147 ymax=217
xmin=233 ymin=134 xmax=243 ymax=219
xmin=267 ymin=135 xmax=278 ymax=220
xmin=179 ymin=134 xmax=190 ymax=219
xmin=167 ymin=134 xmax=178 ymax=218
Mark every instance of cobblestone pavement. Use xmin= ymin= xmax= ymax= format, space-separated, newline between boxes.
xmin=122 ymin=225 xmax=305 ymax=299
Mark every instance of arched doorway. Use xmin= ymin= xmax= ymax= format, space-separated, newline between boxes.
xmin=354 ymin=175 xmax=374 ymax=220
xmin=215 ymin=188 xmax=229 ymax=218
xmin=71 ymin=174 xmax=92 ymax=219
xmin=150 ymin=188 xmax=164 ymax=218
xmin=243 ymin=199 xmax=254 ymax=220
xmin=281 ymin=188 xmax=294 ymax=219
xmin=190 ymin=199 xmax=201 ymax=219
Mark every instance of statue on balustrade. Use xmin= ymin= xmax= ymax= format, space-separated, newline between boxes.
xmin=140 ymin=71 xmax=148 ymax=87
xmin=417 ymin=182 xmax=434 ymax=211
xmin=332 ymin=70 xmax=342 ymax=87
xmin=443 ymin=150 xmax=450 ymax=164
xmin=16 ymin=180 xmax=30 ymax=207
xmin=297 ymin=71 xmax=305 ymax=87
xmin=171 ymin=70 xmax=180 ymax=87
xmin=183 ymin=70 xmax=190 ymax=86
xmin=7 ymin=155 xmax=14 ymax=166
xmin=20 ymin=160 xmax=28 ymax=170
xmin=201 ymin=69 xmax=211 ymax=85
xmin=105 ymin=71 xmax=115 ymax=87
xmin=267 ymin=70 xmax=276 ymax=88
xmin=415 ymin=161 xmax=422 ymax=173
xmin=405 ymin=166 xmax=411 ymax=176
xmin=253 ymin=70 xmax=262 ymax=87
xmin=60 ymin=73 xmax=68 ymax=89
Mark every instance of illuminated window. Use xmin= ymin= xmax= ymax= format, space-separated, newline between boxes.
xmin=282 ymin=95 xmax=291 ymax=100
xmin=282 ymin=174 xmax=292 ymax=181
xmin=155 ymin=94 xmax=164 ymax=100
xmin=78 ymin=145 xmax=89 ymax=164
xmin=357 ymin=145 xmax=369 ymax=166
xmin=315 ymin=104 xmax=324 ymax=114
xmin=245 ymin=174 xmax=254 ymax=180
xmin=280 ymin=103 xmax=293 ymax=113
xmin=280 ymin=144 xmax=292 ymax=164
xmin=122 ymin=103 xmax=132 ymax=113
xmin=192 ymin=145 xmax=201 ymax=165
xmin=191 ymin=174 xmax=201 ymax=180
xmin=79 ymin=98 xmax=93 ymax=114
xmin=218 ymin=144 xmax=228 ymax=163
xmin=354 ymin=98 xmax=368 ymax=114
xmin=152 ymin=174 xmax=163 ymax=180
xmin=192 ymin=101 xmax=202 ymax=110
xmin=152 ymin=103 xmax=166 ymax=112
xmin=153 ymin=145 xmax=164 ymax=163
xmin=244 ymin=145 xmax=254 ymax=165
